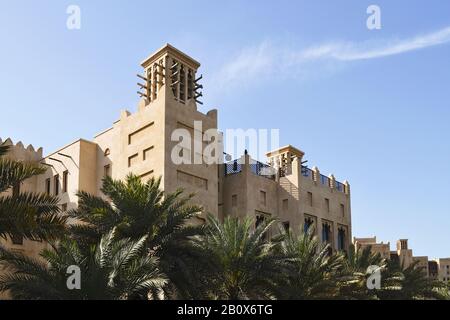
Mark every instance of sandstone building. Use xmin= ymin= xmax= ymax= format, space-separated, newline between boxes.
xmin=0 ymin=44 xmax=352 ymax=258
xmin=354 ymin=236 xmax=449 ymax=282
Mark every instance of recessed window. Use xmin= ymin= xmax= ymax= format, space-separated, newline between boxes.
xmin=256 ymin=214 xmax=266 ymax=229
xmin=338 ymin=227 xmax=346 ymax=251
xmin=283 ymin=221 xmax=290 ymax=232
xmin=304 ymin=216 xmax=314 ymax=233
xmin=54 ymin=174 xmax=59 ymax=196
xmin=61 ymin=203 xmax=67 ymax=212
xmin=260 ymin=191 xmax=266 ymax=206
xmin=340 ymin=204 xmax=345 ymax=217
xmin=307 ymin=192 xmax=313 ymax=206
xmin=325 ymin=198 xmax=330 ymax=212
xmin=232 ymin=194 xmax=237 ymax=207
xmin=45 ymin=178 xmax=51 ymax=194
xmin=63 ymin=170 xmax=68 ymax=193
xmin=322 ymin=222 xmax=332 ymax=243
xmin=282 ymin=199 xmax=288 ymax=211
xmin=104 ymin=164 xmax=111 ymax=177
xmin=104 ymin=148 xmax=110 ymax=156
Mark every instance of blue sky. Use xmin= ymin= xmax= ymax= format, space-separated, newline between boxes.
xmin=1 ymin=1 xmax=449 ymax=257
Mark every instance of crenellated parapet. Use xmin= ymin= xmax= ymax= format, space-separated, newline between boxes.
xmin=0 ymin=137 xmax=43 ymax=162
xmin=266 ymin=145 xmax=350 ymax=195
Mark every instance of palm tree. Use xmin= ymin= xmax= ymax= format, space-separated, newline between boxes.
xmin=272 ymin=227 xmax=343 ymax=300
xmin=0 ymin=144 xmax=67 ymax=241
xmin=338 ymin=244 xmax=385 ymax=299
xmin=378 ymin=259 xmax=447 ymax=300
xmin=192 ymin=215 xmax=283 ymax=300
xmin=68 ymin=174 xmax=203 ymax=298
xmin=0 ymin=229 xmax=167 ymax=299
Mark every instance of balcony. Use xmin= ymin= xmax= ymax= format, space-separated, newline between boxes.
xmin=224 ymin=160 xmax=242 ymax=175
xmin=224 ymin=159 xmax=276 ymax=180
xmin=250 ymin=161 xmax=276 ymax=180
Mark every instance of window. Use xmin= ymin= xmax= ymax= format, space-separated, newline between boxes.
xmin=11 ymin=234 xmax=23 ymax=245
xmin=338 ymin=227 xmax=346 ymax=251
xmin=340 ymin=204 xmax=345 ymax=217
xmin=63 ymin=170 xmax=68 ymax=193
xmin=325 ymin=198 xmax=330 ymax=212
xmin=104 ymin=164 xmax=111 ymax=177
xmin=255 ymin=213 xmax=270 ymax=241
xmin=54 ymin=175 xmax=59 ymax=196
xmin=45 ymin=178 xmax=51 ymax=194
xmin=282 ymin=199 xmax=288 ymax=211
xmin=104 ymin=148 xmax=110 ymax=156
xmin=260 ymin=191 xmax=266 ymax=206
xmin=256 ymin=215 xmax=265 ymax=229
xmin=232 ymin=195 xmax=237 ymax=207
xmin=307 ymin=192 xmax=313 ymax=206
xmin=283 ymin=221 xmax=290 ymax=232
xmin=304 ymin=216 xmax=314 ymax=234
xmin=322 ymin=222 xmax=332 ymax=243
xmin=61 ymin=203 xmax=67 ymax=212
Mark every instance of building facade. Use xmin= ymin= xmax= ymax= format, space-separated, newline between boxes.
xmin=354 ymin=236 xmax=450 ymax=282
xmin=0 ymin=44 xmax=352 ymax=259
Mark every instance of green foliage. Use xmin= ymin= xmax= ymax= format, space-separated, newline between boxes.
xmin=68 ymin=174 xmax=203 ymax=298
xmin=272 ymin=227 xmax=343 ymax=299
xmin=0 ymin=143 xmax=67 ymax=241
xmin=337 ymin=245 xmax=385 ymax=299
xmin=0 ymin=229 xmax=167 ymax=300
xmin=0 ymin=160 xmax=448 ymax=300
xmin=191 ymin=215 xmax=283 ymax=299
xmin=378 ymin=259 xmax=447 ymax=300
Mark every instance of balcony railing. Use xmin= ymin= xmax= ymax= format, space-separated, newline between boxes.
xmin=251 ymin=161 xmax=276 ymax=180
xmin=301 ymin=166 xmax=313 ymax=180
xmin=224 ymin=160 xmax=242 ymax=175
xmin=335 ymin=180 xmax=345 ymax=193
xmin=224 ymin=159 xmax=346 ymax=192
xmin=320 ymin=174 xmax=329 ymax=186
xmin=224 ymin=159 xmax=275 ymax=180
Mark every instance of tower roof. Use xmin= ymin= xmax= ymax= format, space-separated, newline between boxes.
xmin=141 ymin=43 xmax=201 ymax=70
xmin=266 ymin=145 xmax=305 ymax=158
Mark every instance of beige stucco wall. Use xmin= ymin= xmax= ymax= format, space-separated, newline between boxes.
xmin=437 ymin=258 xmax=450 ymax=282
xmin=0 ymin=45 xmax=354 ymax=288
xmin=222 ymin=151 xmax=352 ymax=252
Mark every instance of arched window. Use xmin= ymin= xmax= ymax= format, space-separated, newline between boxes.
xmin=304 ymin=217 xmax=314 ymax=234
xmin=322 ymin=223 xmax=331 ymax=243
xmin=338 ymin=227 xmax=346 ymax=251
xmin=104 ymin=148 xmax=110 ymax=156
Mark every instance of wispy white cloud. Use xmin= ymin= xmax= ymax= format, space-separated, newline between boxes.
xmin=211 ymin=26 xmax=450 ymax=92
